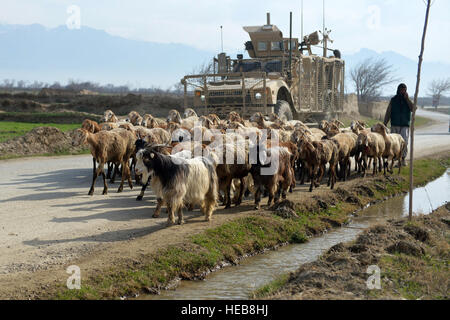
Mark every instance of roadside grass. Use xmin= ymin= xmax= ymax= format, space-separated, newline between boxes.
xmin=399 ymin=157 xmax=450 ymax=187
xmin=0 ymin=121 xmax=81 ymax=143
xmin=252 ymin=274 xmax=290 ymax=299
xmin=378 ymin=251 xmax=449 ymax=300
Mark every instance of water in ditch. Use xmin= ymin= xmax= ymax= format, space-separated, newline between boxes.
xmin=142 ymin=169 xmax=450 ymax=300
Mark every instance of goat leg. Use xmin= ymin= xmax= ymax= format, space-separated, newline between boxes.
xmin=111 ymin=163 xmax=120 ymax=184
xmin=166 ymin=204 xmax=176 ymax=226
xmin=224 ymin=180 xmax=232 ymax=209
xmin=254 ymin=186 xmax=262 ymax=210
xmin=136 ymin=177 xmax=149 ymax=201
xmin=235 ymin=177 xmax=246 ymax=206
xmin=117 ymin=163 xmax=125 ymax=193
xmin=153 ymin=198 xmax=163 ymax=218
xmin=89 ymin=163 xmax=103 ymax=195
xmin=330 ymin=164 xmax=337 ymax=190
xmin=106 ymin=162 xmax=112 ymax=180
xmin=177 ymin=207 xmax=184 ymax=225
xmin=126 ymin=163 xmax=133 ymax=190
xmin=92 ymin=157 xmax=96 ymax=177
xmin=309 ymin=166 xmax=315 ymax=192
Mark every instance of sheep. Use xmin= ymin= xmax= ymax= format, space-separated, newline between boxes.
xmin=329 ymin=132 xmax=358 ymax=181
xmin=249 ymin=143 xmax=295 ymax=209
xmin=167 ymin=109 xmax=198 ymax=130
xmin=72 ymin=128 xmax=135 ymax=195
xmin=290 ymin=128 xmax=324 ymax=183
xmin=371 ymin=123 xmax=406 ymax=174
xmin=299 ymin=139 xmax=338 ymax=192
xmin=207 ymin=142 xmax=252 ymax=208
xmin=267 ymin=128 xmax=292 ymax=143
xmin=249 ymin=112 xmax=282 ymax=129
xmin=99 ymin=122 xmax=119 ymax=131
xmin=227 ymin=111 xmax=245 ymax=125
xmin=142 ymin=114 xmax=167 ymax=129
xmin=323 ymin=122 xmax=341 ymax=138
xmin=206 ymin=113 xmax=221 ymax=126
xmin=126 ymin=111 xmax=143 ymax=126
xmin=225 ymin=121 xmax=262 ymax=140
xmin=351 ymin=121 xmax=371 ymax=173
xmin=118 ymin=122 xmax=136 ymax=133
xmin=199 ymin=116 xmax=214 ymax=129
xmin=184 ymin=108 xmax=198 ymax=118
xmin=102 ymin=109 xmax=119 ymax=123
xmin=134 ymin=126 xmax=171 ymax=145
xmin=358 ymin=131 xmax=386 ymax=177
xmin=267 ymin=140 xmax=297 ymax=192
xmin=135 ymin=145 xmax=218 ymax=225
xmin=81 ymin=119 xmax=100 ymax=133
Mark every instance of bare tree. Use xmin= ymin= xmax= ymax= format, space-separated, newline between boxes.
xmin=350 ymin=58 xmax=399 ymax=102
xmin=186 ymin=60 xmax=215 ymax=88
xmin=427 ymin=78 xmax=450 ymax=108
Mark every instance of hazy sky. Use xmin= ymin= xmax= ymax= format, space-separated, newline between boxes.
xmin=1 ymin=0 xmax=449 ymax=63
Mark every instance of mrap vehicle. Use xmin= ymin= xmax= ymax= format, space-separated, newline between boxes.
xmin=181 ymin=13 xmax=345 ymax=121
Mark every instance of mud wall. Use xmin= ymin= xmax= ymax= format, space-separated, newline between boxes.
xmin=358 ymin=100 xmax=389 ymax=120
xmin=343 ymin=94 xmax=359 ymax=116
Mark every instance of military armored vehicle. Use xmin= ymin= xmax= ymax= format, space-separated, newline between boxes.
xmin=181 ymin=13 xmax=345 ymax=121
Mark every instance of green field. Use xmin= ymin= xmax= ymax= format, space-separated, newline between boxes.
xmin=0 ymin=121 xmax=81 ymax=143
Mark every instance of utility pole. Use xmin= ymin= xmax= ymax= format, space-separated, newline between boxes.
xmin=301 ymin=0 xmax=304 ymax=41
xmin=220 ymin=25 xmax=223 ymax=53
xmin=323 ymin=0 xmax=325 ymax=40
xmin=409 ymin=0 xmax=433 ymax=220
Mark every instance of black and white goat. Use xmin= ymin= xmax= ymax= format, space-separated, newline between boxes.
xmin=135 ymin=145 xmax=218 ymax=225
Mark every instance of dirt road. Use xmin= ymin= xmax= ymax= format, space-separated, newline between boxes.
xmin=0 ymin=109 xmax=449 ymax=296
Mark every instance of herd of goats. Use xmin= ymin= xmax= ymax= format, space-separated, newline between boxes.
xmin=73 ymin=108 xmax=406 ymax=225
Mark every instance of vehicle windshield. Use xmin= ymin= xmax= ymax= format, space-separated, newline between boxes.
xmin=232 ymin=60 xmax=283 ymax=73
xmin=232 ymin=61 xmax=261 ymax=73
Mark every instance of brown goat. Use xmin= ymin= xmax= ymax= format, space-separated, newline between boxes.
xmin=250 ymin=145 xmax=294 ymax=209
xmin=300 ymin=139 xmax=338 ymax=192
xmin=81 ymin=119 xmax=100 ymax=133
xmin=73 ymin=128 xmax=135 ymax=195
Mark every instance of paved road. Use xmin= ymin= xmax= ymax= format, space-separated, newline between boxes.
xmin=0 ymin=109 xmax=449 ymax=276
xmin=410 ymin=108 xmax=450 ymax=158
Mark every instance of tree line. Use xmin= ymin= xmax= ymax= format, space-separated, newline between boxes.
xmin=0 ymin=79 xmax=184 ymax=95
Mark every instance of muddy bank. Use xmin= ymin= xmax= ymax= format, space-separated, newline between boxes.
xmin=0 ymin=126 xmax=87 ymax=157
xmin=259 ymin=204 xmax=449 ymax=300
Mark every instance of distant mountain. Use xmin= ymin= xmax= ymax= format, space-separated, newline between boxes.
xmin=343 ymin=48 xmax=450 ymax=96
xmin=0 ymin=24 xmax=449 ymax=95
xmin=0 ymin=24 xmax=215 ymax=88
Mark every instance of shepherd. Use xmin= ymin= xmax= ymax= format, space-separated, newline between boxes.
xmin=383 ymin=83 xmax=416 ymax=167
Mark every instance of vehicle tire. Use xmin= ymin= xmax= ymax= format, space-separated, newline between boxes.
xmin=274 ymin=100 xmax=293 ymax=121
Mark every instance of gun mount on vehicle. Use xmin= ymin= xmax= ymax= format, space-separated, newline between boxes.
xmin=181 ymin=13 xmax=345 ymax=121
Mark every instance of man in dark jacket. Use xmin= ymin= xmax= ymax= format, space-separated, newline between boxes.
xmin=384 ymin=83 xmax=416 ymax=166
